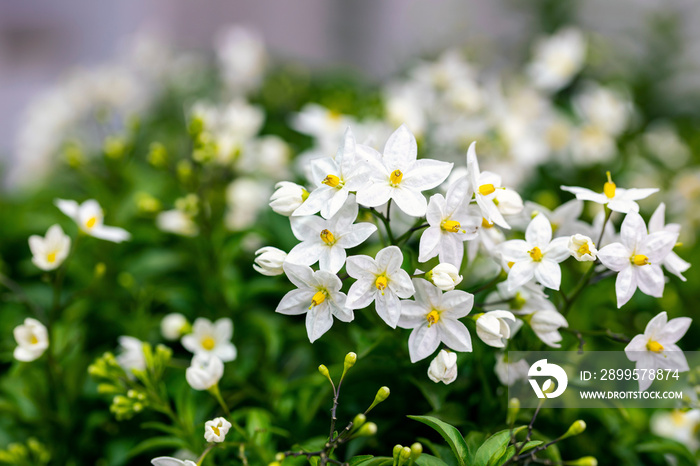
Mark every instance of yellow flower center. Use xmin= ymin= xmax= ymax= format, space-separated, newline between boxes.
xmin=320 ymin=229 xmax=335 ymax=245
xmin=632 ymin=254 xmax=649 ymax=266
xmin=322 ymin=174 xmax=341 ymax=188
xmin=481 ymin=218 xmax=494 ymax=228
xmin=30 ymin=335 xmax=39 ymax=345
xmin=211 ymin=424 xmax=221 ymax=436
xmin=578 ymin=243 xmax=591 ymax=256
xmin=647 ymin=340 xmax=664 ymax=353
xmin=47 ymin=252 xmax=57 ymax=263
xmin=309 ymin=291 xmax=326 ymax=309
xmin=507 ymin=261 xmax=515 ymax=269
xmin=426 ymin=310 xmax=440 ymax=327
xmin=375 ymin=275 xmax=388 ymax=292
xmin=390 ymin=169 xmax=403 ymax=185
xmin=603 ymin=171 xmax=616 ymax=198
xmin=441 ymin=220 xmax=465 ymax=233
xmin=201 ymin=337 xmax=216 ymax=350
xmin=86 ymin=217 xmax=97 ymax=229
xmin=479 ymin=184 xmax=496 ymax=196
xmin=529 ymin=247 xmax=543 ymax=262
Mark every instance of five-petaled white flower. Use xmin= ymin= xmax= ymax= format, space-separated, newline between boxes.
xmin=568 ymin=234 xmax=597 ymax=262
xmin=398 ymin=278 xmax=474 ymax=362
xmin=287 ymin=196 xmax=376 ymax=274
xmin=181 ymin=318 xmax=237 ymax=362
xmin=476 ymin=310 xmax=516 ymax=348
xmin=529 ymin=310 xmax=568 ymax=348
xmin=186 ymin=353 xmax=224 ymax=391
xmin=419 ymin=176 xmax=479 ymax=266
xmin=597 ymin=212 xmax=677 ymax=308
xmin=276 ymin=263 xmax=353 ymax=343
xmin=427 ymin=349 xmax=458 ymax=384
xmin=527 ymin=27 xmax=586 ymax=92
xmin=648 ymin=203 xmax=690 ymax=282
xmin=28 ymin=224 xmax=71 ymax=271
xmin=561 ymin=172 xmax=658 ymax=214
xmin=204 ymin=417 xmax=232 ymax=443
xmin=625 ymin=311 xmax=691 ymax=391
xmin=466 ymin=142 xmax=511 ymax=229
xmin=13 ymin=318 xmax=49 ymax=362
xmin=55 ymin=199 xmax=131 ymax=242
xmin=499 ymin=214 xmax=570 ymax=291
xmin=345 ymin=246 xmax=415 ymax=328
xmin=356 ymin=124 xmax=453 ymax=217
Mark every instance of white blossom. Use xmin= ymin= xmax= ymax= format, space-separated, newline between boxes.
xmin=529 ymin=310 xmax=568 ymax=348
xmin=427 ymin=350 xmax=458 ymax=384
xmin=55 ymin=199 xmax=131 ymax=242
xmin=528 ymin=28 xmax=586 ymax=92
xmin=13 ymin=318 xmax=49 ymax=362
xmin=269 ymin=182 xmax=308 ymax=216
xmin=116 ymin=336 xmax=146 ymax=372
xmin=568 ymin=234 xmax=597 ymax=262
xmin=494 ymin=353 xmax=530 ymax=386
xmin=476 ymin=311 xmax=516 ymax=348
xmin=151 ymin=457 xmax=197 ymax=466
xmin=426 ymin=263 xmax=463 ymax=291
xmin=156 ymin=210 xmax=198 ymax=237
xmin=648 ymin=203 xmax=690 ymax=281
xmin=186 ymin=353 xmax=224 ymax=391
xmin=561 ymin=172 xmax=658 ymax=214
xmin=28 ymin=224 xmax=71 ymax=271
xmin=204 ymin=417 xmax=232 ymax=443
xmin=181 ymin=318 xmax=237 ymax=362
xmin=466 ymin=142 xmax=510 ymax=228
xmin=253 ymin=247 xmax=287 ymax=276
xmin=161 ymin=313 xmax=189 ymax=341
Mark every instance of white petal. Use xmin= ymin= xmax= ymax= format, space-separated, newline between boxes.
xmin=635 ymin=265 xmax=664 ymax=298
xmin=376 ymin=289 xmax=402 ymax=328
xmin=345 ymin=255 xmax=378 ymax=279
xmin=290 ymin=215 xmax=327 ymax=241
xmin=306 ymin=305 xmax=334 ymax=343
xmin=392 ymin=186 xmax=428 ymax=217
xmin=544 ymin=237 xmax=570 ymax=263
xmin=275 ymin=289 xmax=315 ymax=315
xmin=508 ymin=261 xmax=536 ymax=290
xmin=534 ymin=261 xmax=562 ymax=290
xmin=437 ymin=318 xmax=472 ymax=352
xmin=383 ymin=124 xmax=417 ymax=167
xmin=418 ymin=227 xmax=441 ymax=263
xmin=54 ymin=199 xmax=80 ymax=220
xmin=376 ymin=246 xmax=403 ymax=273
xmin=320 ymin=245 xmax=346 ymax=274
xmin=656 ymin=317 xmax=692 ymax=345
xmin=408 ymin=324 xmax=441 ymax=362
xmin=615 ymin=266 xmax=637 ymax=308
xmin=403 ymin=159 xmax=453 ymax=191
xmin=337 ymin=223 xmax=377 ymax=249
xmin=620 ymin=212 xmax=646 ymax=251
xmin=441 ymin=290 xmax=474 ymax=318
xmin=287 ymin=241 xmax=322 ymax=267
xmin=648 ymin=203 xmax=666 ymax=232
xmin=355 ymin=181 xmax=393 ymax=208
xmin=621 ymin=188 xmax=659 ymax=201
xmin=598 ymin=243 xmax=631 ymax=272
xmin=525 ymin=214 xmax=553 ymax=247
xmin=90 ymin=226 xmax=131 ymax=243
xmin=282 ymin=262 xmax=315 ymax=288
xmin=346 ymin=279 xmax=376 ymax=310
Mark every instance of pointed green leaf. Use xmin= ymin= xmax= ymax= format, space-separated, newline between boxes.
xmin=408 ymin=415 xmax=468 ymax=466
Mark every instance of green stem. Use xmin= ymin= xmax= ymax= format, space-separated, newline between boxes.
xmin=209 ymin=383 xmax=231 ymax=417
xmin=369 ymin=206 xmax=396 ymax=245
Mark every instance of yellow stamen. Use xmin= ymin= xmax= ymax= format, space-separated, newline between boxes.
xmin=675 ymin=242 xmax=683 ymax=248
xmin=507 ymin=261 xmax=515 ymax=269
xmin=441 ymin=220 xmax=465 ymax=233
xmin=426 ymin=310 xmax=440 ymax=327
xmin=375 ymin=275 xmax=388 ymax=294
xmin=201 ymin=337 xmax=216 ymax=350
xmin=322 ymin=174 xmax=341 ymax=188
xmin=86 ymin=217 xmax=97 ymax=229
xmin=328 ymin=110 xmax=342 ymax=122
xmin=320 ymin=229 xmax=335 ymax=245
xmin=481 ymin=218 xmax=494 ymax=228
xmin=603 ymin=171 xmax=616 ymax=198
xmin=647 ymin=340 xmax=664 ymax=353
xmin=211 ymin=424 xmax=221 ymax=436
xmin=578 ymin=243 xmax=591 ymax=256
xmin=309 ymin=291 xmax=326 ymax=309
xmin=47 ymin=252 xmax=57 ymax=263
xmin=390 ymin=169 xmax=403 ymax=185
xmin=529 ymin=246 xmax=543 ymax=262
xmin=479 ymin=184 xmax=496 ymax=196
xmin=30 ymin=335 xmax=39 ymax=345
xmin=632 ymin=254 xmax=649 ymax=266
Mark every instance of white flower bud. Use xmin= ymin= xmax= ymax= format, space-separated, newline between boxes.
xmin=156 ymin=210 xmax=198 ymax=237
xmin=427 ymin=263 xmax=463 ymax=291
xmin=161 ymin=313 xmax=189 ymax=341
xmin=253 ymin=247 xmax=287 ymax=276
xmin=269 ymin=181 xmax=308 ymax=216
xmin=476 ymin=310 xmax=516 ymax=348
xmin=568 ymin=234 xmax=598 ymax=261
xmin=204 ymin=417 xmax=232 ymax=443
xmin=13 ymin=318 xmax=49 ymax=362
xmin=427 ymin=349 xmax=458 ymax=384
xmin=186 ymin=353 xmax=224 ymax=390
xmin=494 ymin=189 xmax=524 ymax=216
xmin=529 ymin=310 xmax=568 ymax=348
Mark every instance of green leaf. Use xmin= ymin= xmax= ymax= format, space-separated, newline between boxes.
xmin=128 ymin=436 xmax=188 ymax=458
xmin=473 ymin=426 xmax=525 ymax=466
xmin=415 ymin=454 xmax=451 ymax=466
xmin=347 ymin=455 xmax=375 ymax=465
xmin=636 ymin=439 xmax=697 ymax=466
xmin=408 ymin=415 xmax=468 ymax=466
xmin=495 ymin=441 xmax=543 ymax=466
xmin=349 ymin=458 xmax=392 ymax=466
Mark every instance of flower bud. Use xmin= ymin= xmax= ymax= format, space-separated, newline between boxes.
xmin=186 ymin=354 xmax=224 ymax=391
xmin=269 ymin=182 xmax=309 ymax=216
xmin=568 ymin=234 xmax=598 ymax=262
xmin=427 ymin=349 xmax=458 ymax=384
xmin=410 ymin=442 xmax=423 ymax=459
xmin=427 ymin=263 xmax=463 ymax=291
xmin=352 ymin=413 xmax=366 ymax=429
xmin=398 ymin=446 xmax=411 ymax=465
xmin=530 ymin=310 xmax=568 ymax=348
xmin=393 ymin=445 xmax=403 ymax=459
xmin=342 ymin=352 xmax=357 ymax=379
xmin=366 ymin=386 xmax=391 ymax=413
xmin=318 ymin=364 xmax=330 ymax=378
xmin=506 ymin=398 xmax=520 ymax=425
xmin=204 ymin=417 xmax=232 ymax=443
xmin=562 ymin=420 xmax=586 ymax=439
xmin=356 ymin=422 xmax=377 ymax=437
xmin=253 ymin=247 xmax=287 ymax=276
xmin=476 ymin=310 xmax=516 ymax=348
xmin=567 ymin=457 xmax=597 ymax=466
xmin=161 ymin=313 xmax=190 ymax=341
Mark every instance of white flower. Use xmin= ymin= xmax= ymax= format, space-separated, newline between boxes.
xmin=345 ymin=246 xmax=415 ymax=328
xmin=419 ymin=177 xmax=479 ymax=267
xmin=625 ymin=311 xmax=691 ymax=391
xmin=427 ymin=350 xmax=458 ymax=384
xmin=528 ymin=28 xmax=586 ymax=92
xmin=476 ymin=311 xmax=516 ymax=348
xmin=287 ymin=196 xmax=376 ymax=274
xmin=13 ymin=318 xmax=49 ymax=362
xmin=225 ymin=178 xmax=270 ymax=230
xmin=293 ymin=128 xmax=372 ymax=219
xmin=494 ymin=353 xmax=530 ymax=386
xmin=55 ymin=199 xmax=131 ymax=242
xmin=561 ymin=172 xmax=658 ymax=214
xmin=151 ymin=457 xmax=197 ymax=466
xmin=291 ymin=104 xmax=353 ymax=152
xmin=161 ymin=313 xmax=189 ymax=341
xmin=574 ymin=83 xmax=632 ymax=136
xmin=28 ymin=224 xmax=71 ymax=271
xmin=253 ymin=247 xmax=287 ymax=276
xmin=648 ymin=203 xmax=690 ymax=282
xmin=529 ymin=310 xmax=568 ymax=348
xmin=651 ymin=409 xmax=700 ymax=451
xmin=204 ymin=417 xmax=232 ymax=443
xmin=466 ymin=142 xmax=510 ymax=229
xmin=493 ymin=189 xmax=524 ymax=216
xmin=156 ymin=210 xmax=198 ymax=237
xmin=216 ymin=26 xmax=266 ymax=93
xmin=568 ymin=234 xmax=597 ymax=262
xmin=269 ymin=182 xmax=308 ymax=216
xmin=398 ymin=278 xmax=474 ymax=362
xmin=356 ymin=124 xmax=453 ymax=217
xmin=186 ymin=353 xmax=224 ymax=391
xmin=597 ymin=212 xmax=677 ymax=308
xmin=116 ymin=336 xmax=146 ymax=372
xmin=276 ymin=263 xmax=353 ymax=343
xmin=499 ymin=214 xmax=570 ymax=291
xmin=181 ymin=318 xmax=237 ymax=362
xmin=426 ymin=263 xmax=463 ymax=291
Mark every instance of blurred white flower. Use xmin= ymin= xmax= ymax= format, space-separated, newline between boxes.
xmin=574 ymin=83 xmax=632 ymax=136
xmin=466 ymin=142 xmax=510 ymax=228
xmin=384 ymin=83 xmax=429 ymax=138
xmin=484 ymin=282 xmax=555 ymax=315
xmin=116 ymin=336 xmax=146 ymax=372
xmin=516 ymin=200 xmax=587 ymax=238
xmin=427 ymin=349 xmax=458 ymax=384
xmin=276 ymin=263 xmax=352 ymax=343
xmin=204 ymin=417 xmax=232 ymax=443
xmin=156 ymin=210 xmax=198 ymax=237
xmin=182 ymin=318 xmax=237 ymax=362
xmin=398 ymin=278 xmax=474 ymax=362
xmin=568 ymin=234 xmax=597 ymax=262
xmin=253 ymin=247 xmax=287 ymax=276
xmin=186 ymin=353 xmax=224 ymax=391
xmin=151 ymin=457 xmax=197 ymax=466
xmin=225 ymin=178 xmax=271 ymax=230
xmin=345 ymin=246 xmax=415 ymax=328
xmin=244 ymin=135 xmax=291 ymax=179
xmin=216 ymin=26 xmax=266 ymax=93
xmin=28 ymin=224 xmax=71 ymax=271
xmin=13 ymin=318 xmax=49 ymax=362
xmin=528 ymin=28 xmax=586 ymax=92
xmin=55 ymin=199 xmax=131 ymax=243
xmin=161 ymin=313 xmax=189 ymax=341
xmin=597 ymin=212 xmax=677 ymax=308
xmin=426 ymin=263 xmax=463 ymax=291
xmin=269 ymin=182 xmax=309 ymax=216
xmin=291 ymin=104 xmax=353 ymax=153
xmin=494 ymin=353 xmax=530 ymax=386
xmin=648 ymin=203 xmax=690 ymax=282
xmin=642 ymin=122 xmax=690 ymax=169
xmin=476 ymin=310 xmax=516 ymax=348
xmin=625 ymin=311 xmax=691 ymax=391
xmin=650 ymin=409 xmax=700 ymax=451
xmin=529 ymin=310 xmax=568 ymax=348
xmin=561 ymin=172 xmax=658 ymax=214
